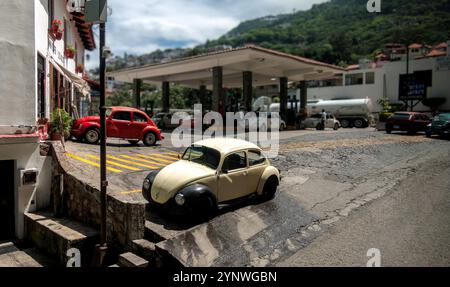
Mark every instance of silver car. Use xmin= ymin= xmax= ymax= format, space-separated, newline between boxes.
xmin=301 ymin=113 xmax=341 ymax=130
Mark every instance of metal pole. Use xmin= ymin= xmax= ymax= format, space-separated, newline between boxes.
xmin=93 ymin=21 xmax=108 ymax=267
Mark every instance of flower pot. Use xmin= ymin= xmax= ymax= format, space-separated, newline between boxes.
xmin=55 ymin=31 xmax=63 ymax=40
xmin=51 ymin=132 xmax=62 ymax=141
xmin=65 ymin=50 xmax=75 ymax=59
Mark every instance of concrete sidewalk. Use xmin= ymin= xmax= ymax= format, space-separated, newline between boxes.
xmin=0 ymin=242 xmax=56 ymax=267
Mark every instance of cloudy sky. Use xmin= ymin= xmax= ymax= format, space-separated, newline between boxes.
xmin=86 ymin=0 xmax=328 ymax=69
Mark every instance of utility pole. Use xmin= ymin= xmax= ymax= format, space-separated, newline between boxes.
xmin=86 ymin=0 xmax=109 ymax=267
xmin=96 ymin=21 xmax=108 ymax=267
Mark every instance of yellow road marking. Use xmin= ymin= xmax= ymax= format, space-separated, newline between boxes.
xmin=107 ymin=155 xmax=159 ymax=170
xmin=136 ymin=154 xmax=176 ymax=164
xmin=121 ymin=189 xmax=142 ymax=195
xmin=85 ymin=155 xmax=142 ymax=171
xmin=141 ymin=153 xmax=177 ymax=164
xmin=162 ymin=151 xmax=180 ymax=157
xmin=66 ymin=153 xmax=123 ymax=173
xmin=119 ymin=155 xmax=167 ymax=167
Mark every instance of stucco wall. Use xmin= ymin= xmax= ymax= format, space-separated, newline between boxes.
xmin=0 ymin=0 xmax=36 ymax=126
xmin=0 ymin=139 xmax=52 ymax=239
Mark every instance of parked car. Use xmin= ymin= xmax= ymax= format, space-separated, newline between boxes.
xmin=142 ymin=138 xmax=281 ymax=216
xmin=300 ymin=113 xmax=341 ymax=130
xmin=426 ymin=113 xmax=450 ymax=139
xmin=71 ymin=107 xmax=164 ymax=146
xmin=385 ymin=112 xmax=431 ymax=134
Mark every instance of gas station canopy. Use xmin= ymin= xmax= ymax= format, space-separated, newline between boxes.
xmin=108 ymin=45 xmax=344 ymax=89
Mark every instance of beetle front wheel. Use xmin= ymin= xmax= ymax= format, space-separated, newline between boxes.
xmin=143 ymin=132 xmax=157 ymax=146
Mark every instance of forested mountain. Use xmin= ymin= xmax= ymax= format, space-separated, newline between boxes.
xmin=107 ymin=0 xmax=450 ymax=71
xmin=205 ymin=0 xmax=450 ymax=65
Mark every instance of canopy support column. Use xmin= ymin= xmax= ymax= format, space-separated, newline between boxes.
xmin=133 ymin=79 xmax=142 ymax=109
xmin=299 ymin=81 xmax=308 ymax=119
xmin=212 ymin=66 xmax=223 ymax=115
xmin=162 ymin=81 xmax=170 ymax=113
xmin=280 ymin=77 xmax=288 ymax=121
xmin=243 ymin=71 xmax=253 ymax=112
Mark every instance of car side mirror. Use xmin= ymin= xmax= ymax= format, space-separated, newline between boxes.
xmin=177 ymin=154 xmax=181 ymax=160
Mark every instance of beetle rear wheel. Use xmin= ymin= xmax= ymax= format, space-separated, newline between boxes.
xmin=262 ymin=177 xmax=279 ymax=201
xmin=85 ymin=128 xmax=100 ymax=144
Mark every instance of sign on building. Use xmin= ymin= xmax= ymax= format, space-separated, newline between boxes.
xmin=398 ymin=70 xmax=432 ymax=101
xmin=85 ymin=0 xmax=107 ymax=24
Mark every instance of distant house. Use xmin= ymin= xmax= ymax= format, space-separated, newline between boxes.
xmin=0 ymin=0 xmax=95 ymax=240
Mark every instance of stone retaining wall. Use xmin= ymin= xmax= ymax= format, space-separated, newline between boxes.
xmin=49 ymin=142 xmax=146 ymax=251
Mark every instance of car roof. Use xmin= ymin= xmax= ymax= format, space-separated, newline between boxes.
xmin=194 ymin=138 xmax=261 ymax=154
xmin=109 ymin=106 xmax=143 ymax=113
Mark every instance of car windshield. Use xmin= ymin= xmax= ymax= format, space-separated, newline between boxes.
xmin=435 ymin=114 xmax=450 ymax=121
xmin=392 ymin=113 xmax=411 ymax=120
xmin=182 ymin=145 xmax=221 ymax=170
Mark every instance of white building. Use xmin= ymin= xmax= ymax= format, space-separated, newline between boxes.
xmin=0 ymin=0 xmax=95 ymax=240
xmin=308 ymin=42 xmax=450 ymax=113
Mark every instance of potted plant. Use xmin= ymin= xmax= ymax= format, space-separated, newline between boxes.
xmin=76 ymin=63 xmax=84 ymax=74
xmin=49 ymin=19 xmax=64 ymax=40
xmin=50 ymin=109 xmax=72 ymax=141
xmin=65 ymin=45 xmax=76 ymax=59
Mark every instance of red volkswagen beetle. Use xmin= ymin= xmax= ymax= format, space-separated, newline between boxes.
xmin=71 ymin=107 xmax=164 ymax=146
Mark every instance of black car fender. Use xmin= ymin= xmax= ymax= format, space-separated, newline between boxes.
xmin=178 ymin=184 xmax=217 ymax=207
xmin=142 ymin=170 xmax=161 ymax=202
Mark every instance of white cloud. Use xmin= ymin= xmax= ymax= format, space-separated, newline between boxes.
xmin=86 ymin=0 xmax=328 ymax=69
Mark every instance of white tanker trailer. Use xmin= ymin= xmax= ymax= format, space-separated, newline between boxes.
xmin=270 ymin=98 xmax=374 ymax=128
xmin=309 ymin=98 xmax=374 ymax=128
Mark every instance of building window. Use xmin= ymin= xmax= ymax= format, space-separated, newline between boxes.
xmin=365 ymin=72 xmax=375 ymax=85
xmin=37 ymin=55 xmax=46 ymax=118
xmin=48 ymin=0 xmax=54 ymax=27
xmin=345 ymin=73 xmax=364 ymax=86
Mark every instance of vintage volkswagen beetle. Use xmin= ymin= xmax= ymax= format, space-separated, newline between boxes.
xmin=142 ymin=138 xmax=280 ymax=215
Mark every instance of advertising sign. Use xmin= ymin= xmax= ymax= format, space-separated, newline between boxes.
xmin=399 ymin=70 xmax=432 ymax=101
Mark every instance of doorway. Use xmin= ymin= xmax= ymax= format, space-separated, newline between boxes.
xmin=0 ymin=161 xmax=15 ymax=240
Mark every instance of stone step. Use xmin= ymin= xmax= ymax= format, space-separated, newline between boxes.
xmin=118 ymin=252 xmax=149 ymax=268
xmin=24 ymin=211 xmax=99 ymax=267
xmin=131 ymin=239 xmax=156 ymax=265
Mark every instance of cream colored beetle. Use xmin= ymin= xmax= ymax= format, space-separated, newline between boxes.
xmin=142 ymin=138 xmax=280 ymax=215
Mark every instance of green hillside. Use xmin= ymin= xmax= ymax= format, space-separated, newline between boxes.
xmin=202 ymin=0 xmax=450 ymax=65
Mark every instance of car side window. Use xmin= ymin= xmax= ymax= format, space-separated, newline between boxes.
xmin=112 ymin=112 xmax=131 ymax=122
xmin=133 ymin=112 xmax=148 ymax=123
xmin=248 ymin=150 xmax=266 ymax=166
xmin=222 ymin=152 xmax=247 ymax=172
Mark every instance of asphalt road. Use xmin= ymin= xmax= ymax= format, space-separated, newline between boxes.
xmin=279 ymin=146 xmax=450 ymax=267
xmin=63 ymin=128 xmax=450 ymax=267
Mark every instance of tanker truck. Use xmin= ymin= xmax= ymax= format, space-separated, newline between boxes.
xmin=270 ymin=98 xmax=374 ymax=129
xmin=309 ymin=98 xmax=374 ymax=128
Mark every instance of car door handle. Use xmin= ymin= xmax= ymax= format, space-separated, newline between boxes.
xmin=243 ymin=171 xmax=248 ymax=176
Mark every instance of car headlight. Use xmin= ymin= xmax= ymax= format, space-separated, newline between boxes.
xmin=143 ymin=179 xmax=151 ymax=191
xmin=174 ymin=193 xmax=185 ymax=206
